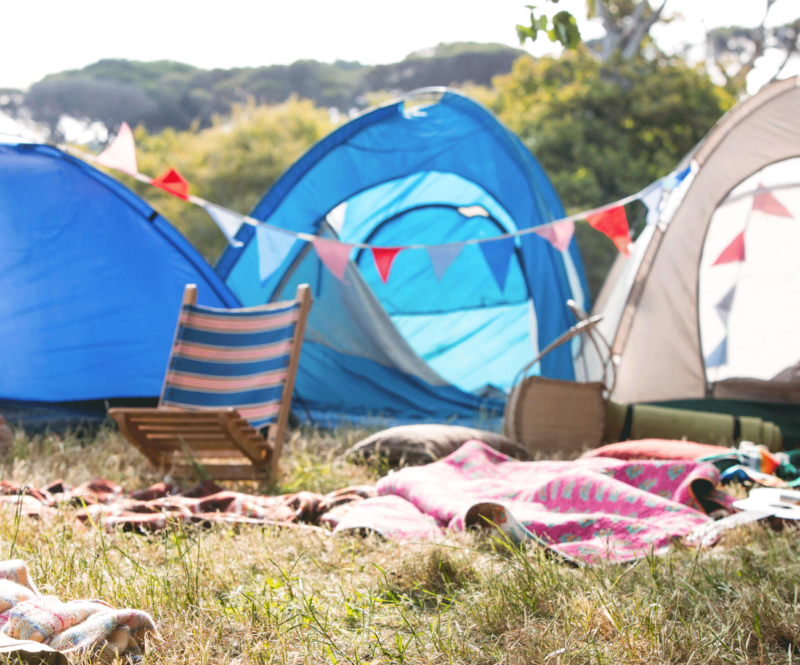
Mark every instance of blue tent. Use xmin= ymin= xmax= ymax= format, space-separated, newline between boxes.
xmin=217 ymin=89 xmax=589 ymax=426
xmin=0 ymin=139 xmax=240 ymax=425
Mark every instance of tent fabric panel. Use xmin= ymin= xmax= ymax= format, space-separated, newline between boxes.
xmin=270 ymin=241 xmax=450 ymax=387
xmin=337 ymin=171 xmax=520 ymax=243
xmin=611 ymin=81 xmax=800 ymax=404
xmin=0 ymin=144 xmax=239 ymax=404
xmin=391 ymin=301 xmax=533 ymax=392
xmin=699 ymin=163 xmax=800 ymax=384
xmin=293 ymin=341 xmax=505 ymax=426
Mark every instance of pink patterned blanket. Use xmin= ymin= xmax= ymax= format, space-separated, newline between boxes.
xmin=333 ymin=440 xmax=722 ymax=564
xmin=0 ymin=559 xmax=155 ymax=660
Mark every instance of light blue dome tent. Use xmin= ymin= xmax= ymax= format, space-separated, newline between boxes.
xmin=0 ymin=138 xmax=240 ymax=427
xmin=217 ymin=89 xmax=590 ymax=425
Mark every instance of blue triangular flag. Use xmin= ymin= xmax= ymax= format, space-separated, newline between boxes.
xmin=426 ymin=244 xmax=464 ymax=281
xmin=479 ymin=237 xmax=516 ymax=291
xmin=715 ymin=285 xmax=736 ymax=328
xmin=705 ymin=337 xmax=728 ymax=368
xmin=204 ymin=202 xmax=244 ymax=247
xmin=256 ymin=225 xmax=296 ymax=283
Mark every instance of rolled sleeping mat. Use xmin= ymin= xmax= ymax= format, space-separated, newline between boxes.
xmin=604 ymin=402 xmax=783 ymax=452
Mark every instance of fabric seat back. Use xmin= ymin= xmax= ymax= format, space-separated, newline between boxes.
xmin=161 ymin=301 xmax=300 ymax=429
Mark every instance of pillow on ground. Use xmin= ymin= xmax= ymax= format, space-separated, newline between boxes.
xmin=345 ymin=424 xmax=530 ymax=466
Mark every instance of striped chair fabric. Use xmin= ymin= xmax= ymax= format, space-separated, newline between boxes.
xmin=160 ymin=300 xmax=300 ymax=430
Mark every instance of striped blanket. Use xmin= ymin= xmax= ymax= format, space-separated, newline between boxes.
xmin=0 ymin=559 xmax=155 ymax=661
xmin=0 ymin=479 xmax=375 ymax=532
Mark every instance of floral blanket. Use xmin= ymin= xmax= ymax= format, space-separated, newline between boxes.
xmin=333 ymin=440 xmax=722 ymax=564
xmin=0 ymin=559 xmax=154 ymax=661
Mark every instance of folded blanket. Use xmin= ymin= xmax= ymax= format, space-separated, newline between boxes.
xmin=0 ymin=560 xmax=154 ymax=661
xmin=334 ymin=440 xmax=721 ymax=564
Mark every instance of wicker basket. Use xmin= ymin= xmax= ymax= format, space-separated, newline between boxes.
xmin=503 ymin=376 xmax=606 ymax=456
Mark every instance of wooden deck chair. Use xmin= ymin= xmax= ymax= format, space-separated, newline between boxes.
xmin=109 ymin=284 xmax=312 ymax=480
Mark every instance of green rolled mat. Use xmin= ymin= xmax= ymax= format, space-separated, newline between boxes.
xmin=604 ymin=402 xmax=783 ymax=452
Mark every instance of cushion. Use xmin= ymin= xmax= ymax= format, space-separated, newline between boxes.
xmin=345 ymin=424 xmax=530 ymax=466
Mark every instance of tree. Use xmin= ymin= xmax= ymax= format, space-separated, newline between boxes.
xmin=485 ymin=49 xmax=734 ymax=298
xmin=517 ymin=0 xmax=670 ymax=59
xmin=122 ymin=98 xmax=336 ymax=263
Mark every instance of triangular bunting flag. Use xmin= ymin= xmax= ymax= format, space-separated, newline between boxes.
xmin=752 ymin=183 xmax=793 ymax=218
xmin=479 ymin=236 xmax=516 ymax=291
xmin=96 ymin=122 xmax=138 ymax=175
xmin=715 ymin=285 xmax=736 ymax=328
xmin=256 ymin=225 xmax=296 ymax=282
xmin=640 ymin=183 xmax=664 ymax=226
xmin=712 ymin=231 xmax=745 ymax=266
xmin=532 ymin=219 xmax=574 ymax=252
xmin=705 ymin=337 xmax=728 ymax=369
xmin=426 ymin=244 xmax=463 ymax=281
xmin=312 ymin=237 xmax=353 ymax=281
xmin=204 ymin=202 xmax=245 ymax=248
xmin=586 ymin=206 xmax=631 ymax=256
xmin=152 ymin=167 xmax=190 ymax=200
xmin=371 ymin=247 xmax=403 ymax=284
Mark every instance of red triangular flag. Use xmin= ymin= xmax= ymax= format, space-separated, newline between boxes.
xmin=312 ymin=237 xmax=353 ymax=281
xmin=712 ymin=231 xmax=745 ymax=266
xmin=96 ymin=122 xmax=138 ymax=175
xmin=152 ymin=168 xmax=190 ymax=200
xmin=586 ymin=206 xmax=631 ymax=256
xmin=371 ymin=247 xmax=403 ymax=284
xmin=752 ymin=183 xmax=793 ymax=218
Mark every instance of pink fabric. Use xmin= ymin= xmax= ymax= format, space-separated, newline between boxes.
xmin=334 ymin=440 xmax=719 ymax=564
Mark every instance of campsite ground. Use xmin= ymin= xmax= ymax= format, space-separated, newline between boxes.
xmin=2 ymin=427 xmax=800 ymax=664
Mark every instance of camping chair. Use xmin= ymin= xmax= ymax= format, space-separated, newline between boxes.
xmin=109 ymin=284 xmax=312 ymax=480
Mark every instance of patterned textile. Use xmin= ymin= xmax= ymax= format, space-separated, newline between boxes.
xmin=334 ymin=440 xmax=722 ymax=564
xmin=582 ymin=439 xmax=730 ymax=461
xmin=0 ymin=560 xmax=155 ymax=661
xmin=161 ymin=300 xmax=300 ymax=429
xmin=0 ymin=479 xmax=375 ymax=532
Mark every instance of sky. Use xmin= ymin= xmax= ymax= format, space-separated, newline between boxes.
xmin=1 ymin=0 xmax=798 ymax=91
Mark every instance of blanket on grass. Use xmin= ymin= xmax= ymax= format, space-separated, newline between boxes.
xmin=0 ymin=478 xmax=375 ymax=532
xmin=333 ymin=440 xmax=722 ymax=564
xmin=0 ymin=559 xmax=154 ymax=662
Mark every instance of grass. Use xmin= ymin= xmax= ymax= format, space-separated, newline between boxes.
xmin=2 ymin=425 xmax=800 ymax=664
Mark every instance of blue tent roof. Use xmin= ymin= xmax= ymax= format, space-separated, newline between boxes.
xmin=218 ymin=88 xmax=589 ymax=425
xmin=0 ymin=141 xmax=240 ymax=410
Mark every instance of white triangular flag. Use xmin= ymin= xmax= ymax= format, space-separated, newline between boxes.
xmin=204 ymin=203 xmax=245 ymax=248
xmin=95 ymin=122 xmax=138 ymax=175
xmin=256 ymin=225 xmax=296 ymax=282
xmin=640 ymin=183 xmax=664 ymax=226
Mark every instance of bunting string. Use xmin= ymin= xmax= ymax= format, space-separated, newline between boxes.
xmin=58 ymin=131 xmax=703 ymax=284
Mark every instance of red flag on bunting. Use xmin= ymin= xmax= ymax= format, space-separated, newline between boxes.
xmin=152 ymin=168 xmax=190 ymax=200
xmin=586 ymin=206 xmax=631 ymax=256
xmin=96 ymin=122 xmax=138 ymax=175
xmin=752 ymin=183 xmax=793 ymax=218
xmin=312 ymin=237 xmax=353 ymax=281
xmin=371 ymin=247 xmax=403 ymax=284
xmin=712 ymin=231 xmax=745 ymax=266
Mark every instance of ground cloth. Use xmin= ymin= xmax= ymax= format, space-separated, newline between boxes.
xmin=333 ymin=440 xmax=722 ymax=564
xmin=0 ymin=559 xmax=154 ymax=661
xmin=0 ymin=479 xmax=375 ymax=532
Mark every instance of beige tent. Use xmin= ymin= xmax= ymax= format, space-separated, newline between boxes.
xmin=579 ymin=77 xmax=800 ymax=410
